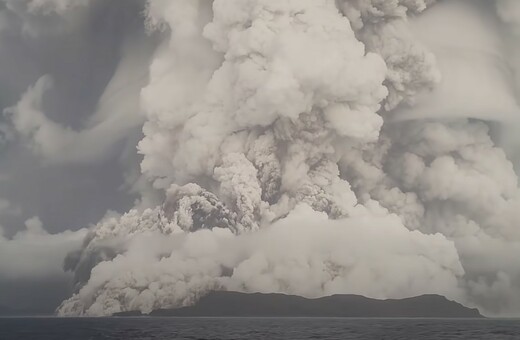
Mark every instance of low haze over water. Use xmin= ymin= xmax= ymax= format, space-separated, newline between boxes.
xmin=1 ymin=317 xmax=519 ymax=340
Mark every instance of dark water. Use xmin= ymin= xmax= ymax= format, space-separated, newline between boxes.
xmin=0 ymin=317 xmax=519 ymax=340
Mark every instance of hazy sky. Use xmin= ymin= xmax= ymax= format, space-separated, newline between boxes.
xmin=1 ymin=0 xmax=520 ymax=317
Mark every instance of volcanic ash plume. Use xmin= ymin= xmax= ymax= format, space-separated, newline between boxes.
xmin=54 ymin=0 xmax=520 ymax=317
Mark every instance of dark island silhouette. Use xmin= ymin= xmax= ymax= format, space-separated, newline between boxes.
xmin=114 ymin=291 xmax=483 ymax=318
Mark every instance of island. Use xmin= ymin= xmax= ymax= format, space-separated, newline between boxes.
xmin=114 ymin=291 xmax=483 ymax=318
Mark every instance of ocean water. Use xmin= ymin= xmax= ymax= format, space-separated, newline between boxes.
xmin=0 ymin=317 xmax=519 ymax=340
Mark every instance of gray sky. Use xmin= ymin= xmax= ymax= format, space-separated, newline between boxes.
xmin=0 ymin=1 xmax=142 ymax=236
xmin=0 ymin=0 xmax=150 ymax=313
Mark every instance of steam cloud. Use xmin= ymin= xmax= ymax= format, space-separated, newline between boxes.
xmin=2 ymin=0 xmax=520 ymax=317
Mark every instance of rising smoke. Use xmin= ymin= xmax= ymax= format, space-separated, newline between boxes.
xmin=1 ymin=0 xmax=520 ymax=317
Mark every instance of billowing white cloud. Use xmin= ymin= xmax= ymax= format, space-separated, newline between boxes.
xmin=57 ymin=0 xmax=520 ymax=318
xmin=58 ymin=204 xmax=464 ymax=316
xmin=0 ymin=217 xmax=87 ymax=280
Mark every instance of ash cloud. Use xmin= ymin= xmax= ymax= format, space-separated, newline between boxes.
xmin=1 ymin=0 xmax=520 ymax=317
xmin=0 ymin=218 xmax=87 ymax=313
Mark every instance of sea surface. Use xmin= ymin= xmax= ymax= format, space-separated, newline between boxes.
xmin=0 ymin=317 xmax=519 ymax=340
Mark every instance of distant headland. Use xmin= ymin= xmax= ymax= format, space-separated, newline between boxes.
xmin=114 ymin=291 xmax=483 ymax=318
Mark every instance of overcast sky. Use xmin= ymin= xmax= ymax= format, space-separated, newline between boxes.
xmin=0 ymin=0 xmax=151 ymax=312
